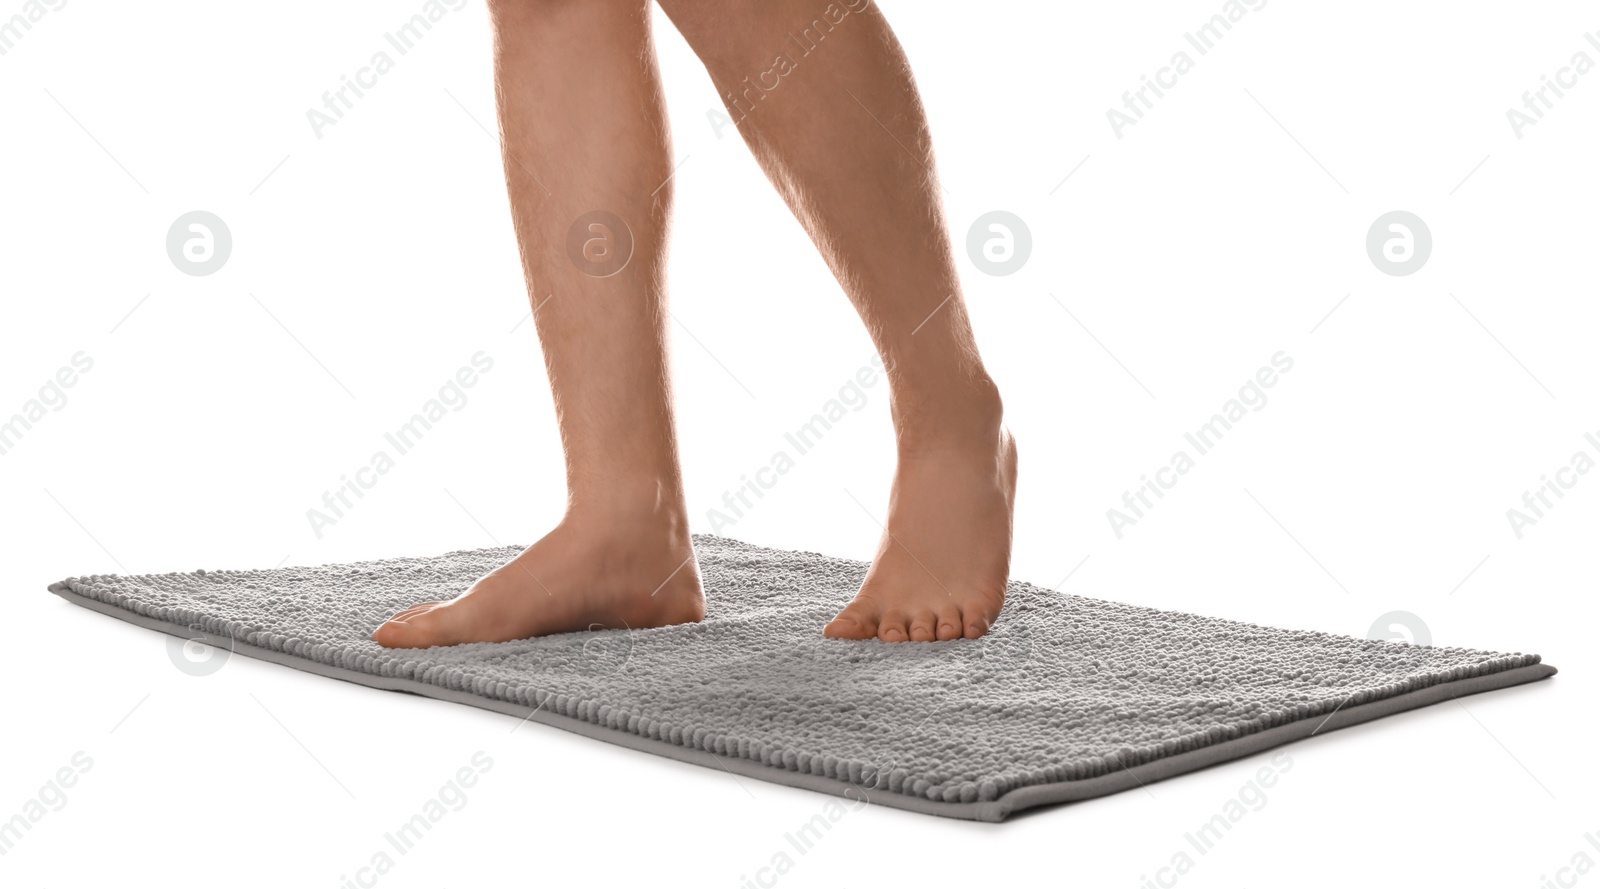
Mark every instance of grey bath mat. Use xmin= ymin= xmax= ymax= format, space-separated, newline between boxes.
xmin=50 ymin=534 xmax=1553 ymax=821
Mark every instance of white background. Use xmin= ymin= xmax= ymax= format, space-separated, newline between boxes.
xmin=2 ymin=0 xmax=1595 ymax=885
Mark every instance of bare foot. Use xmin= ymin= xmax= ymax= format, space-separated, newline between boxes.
xmin=371 ymin=511 xmax=704 ymax=648
xmin=825 ymin=413 xmax=1018 ymax=643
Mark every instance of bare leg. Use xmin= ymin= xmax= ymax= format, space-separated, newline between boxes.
xmin=373 ymin=0 xmax=703 ymax=648
xmin=658 ymin=0 xmax=1016 ymax=641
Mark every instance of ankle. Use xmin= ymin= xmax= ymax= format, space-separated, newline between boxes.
xmin=564 ymin=477 xmax=690 ymax=535
xmin=891 ymin=375 xmax=1004 ymax=456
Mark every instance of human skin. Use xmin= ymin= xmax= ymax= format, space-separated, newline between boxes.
xmin=372 ymin=0 xmax=1015 ymax=648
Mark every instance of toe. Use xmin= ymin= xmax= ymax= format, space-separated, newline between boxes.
xmin=388 ymin=602 xmax=441 ymax=623
xmin=963 ymin=613 xmax=991 ymax=639
xmin=823 ymin=600 xmax=879 ymax=640
xmin=372 ymin=605 xmax=454 ymax=648
xmin=907 ymin=608 xmax=938 ymax=642
xmin=935 ymin=604 xmax=964 ymax=641
xmin=372 ymin=618 xmax=421 ymax=648
xmin=877 ymin=611 xmax=911 ymax=643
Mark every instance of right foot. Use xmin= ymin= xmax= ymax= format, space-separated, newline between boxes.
xmin=371 ymin=513 xmax=704 ymax=648
xmin=824 ymin=384 xmax=1017 ymax=643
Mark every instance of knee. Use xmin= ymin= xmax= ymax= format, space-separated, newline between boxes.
xmin=485 ymin=0 xmax=555 ymax=31
xmin=658 ymin=0 xmax=876 ymax=82
xmin=487 ymin=0 xmax=645 ymax=30
xmin=486 ymin=0 xmax=607 ymax=9
xmin=485 ymin=0 xmax=560 ymax=15
xmin=655 ymin=0 xmax=765 ymax=77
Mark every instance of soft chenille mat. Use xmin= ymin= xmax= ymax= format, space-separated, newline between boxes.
xmin=50 ymin=534 xmax=1554 ymax=821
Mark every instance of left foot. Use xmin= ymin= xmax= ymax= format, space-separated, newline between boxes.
xmin=370 ymin=500 xmax=703 ymax=648
xmin=824 ymin=404 xmax=1017 ymax=642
